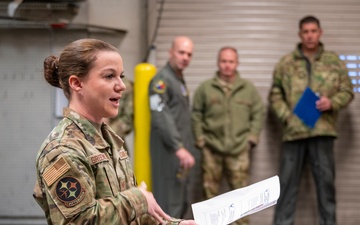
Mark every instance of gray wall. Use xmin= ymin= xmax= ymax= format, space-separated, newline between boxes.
xmin=0 ymin=1 xmax=146 ymax=224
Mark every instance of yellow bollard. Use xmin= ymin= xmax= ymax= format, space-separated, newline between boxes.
xmin=134 ymin=63 xmax=156 ymax=191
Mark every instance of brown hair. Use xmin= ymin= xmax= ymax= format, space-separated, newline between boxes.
xmin=299 ymin=15 xmax=321 ymax=30
xmin=43 ymin=38 xmax=118 ymax=99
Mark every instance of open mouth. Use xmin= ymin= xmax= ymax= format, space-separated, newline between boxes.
xmin=110 ymin=98 xmax=119 ymax=104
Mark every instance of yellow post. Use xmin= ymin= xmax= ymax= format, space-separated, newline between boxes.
xmin=134 ymin=63 xmax=156 ymax=191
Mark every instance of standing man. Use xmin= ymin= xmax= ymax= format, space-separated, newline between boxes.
xmin=268 ymin=15 xmax=354 ymax=225
xmin=148 ymin=36 xmax=198 ymax=218
xmin=192 ymin=46 xmax=265 ymax=225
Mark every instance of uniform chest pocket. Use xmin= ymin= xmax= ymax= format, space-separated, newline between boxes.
xmin=209 ymin=96 xmax=222 ymax=105
xmin=204 ymin=96 xmax=224 ymax=118
xmin=312 ymin=64 xmax=341 ymax=96
xmin=235 ymin=99 xmax=252 ymax=107
xmin=320 ymin=70 xmax=340 ymax=94
xmin=284 ymin=67 xmax=308 ymax=94
xmin=89 ymin=154 xmax=119 ymax=198
xmin=117 ymin=150 xmax=136 ymax=189
xmin=234 ymin=99 xmax=252 ymax=120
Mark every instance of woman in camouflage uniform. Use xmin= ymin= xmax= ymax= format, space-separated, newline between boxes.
xmin=33 ymin=38 xmax=197 ymax=225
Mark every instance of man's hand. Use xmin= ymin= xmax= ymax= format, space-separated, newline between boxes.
xmin=175 ymin=147 xmax=195 ymax=169
xmin=316 ymin=96 xmax=332 ymax=111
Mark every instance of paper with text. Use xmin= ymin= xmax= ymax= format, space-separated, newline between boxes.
xmin=191 ymin=176 xmax=280 ymax=225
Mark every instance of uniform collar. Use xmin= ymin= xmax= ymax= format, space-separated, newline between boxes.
xmin=294 ymin=42 xmax=324 ymax=60
xmin=63 ymin=107 xmax=114 ymax=149
xmin=165 ymin=62 xmax=185 ymax=82
xmin=212 ymin=71 xmax=245 ymax=89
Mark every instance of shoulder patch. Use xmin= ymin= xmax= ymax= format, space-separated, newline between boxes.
xmin=56 ymin=177 xmax=86 ymax=208
xmin=153 ymin=80 xmax=167 ymax=93
xmin=149 ymin=94 xmax=164 ymax=111
xmin=43 ymin=157 xmax=70 ymax=186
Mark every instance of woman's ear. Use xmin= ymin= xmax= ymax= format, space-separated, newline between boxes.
xmin=68 ymin=75 xmax=82 ymax=92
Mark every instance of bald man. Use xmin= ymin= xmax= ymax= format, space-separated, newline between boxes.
xmin=148 ymin=36 xmax=199 ymax=218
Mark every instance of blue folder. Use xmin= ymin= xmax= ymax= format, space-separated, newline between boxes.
xmin=293 ymin=87 xmax=321 ymax=128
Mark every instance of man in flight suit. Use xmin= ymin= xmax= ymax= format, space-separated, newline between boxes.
xmin=148 ymin=36 xmax=198 ymax=218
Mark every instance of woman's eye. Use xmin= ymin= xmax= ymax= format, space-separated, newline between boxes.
xmin=105 ymin=74 xmax=114 ymax=79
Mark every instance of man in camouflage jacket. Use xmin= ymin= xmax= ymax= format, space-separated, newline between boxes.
xmin=268 ymin=15 xmax=354 ymax=225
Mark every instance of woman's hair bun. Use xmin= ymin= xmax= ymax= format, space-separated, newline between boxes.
xmin=43 ymin=55 xmax=61 ymax=88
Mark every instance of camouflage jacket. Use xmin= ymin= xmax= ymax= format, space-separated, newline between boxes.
xmin=268 ymin=43 xmax=354 ymax=141
xmin=33 ymin=108 xmax=182 ymax=225
xmin=192 ymin=73 xmax=265 ymax=155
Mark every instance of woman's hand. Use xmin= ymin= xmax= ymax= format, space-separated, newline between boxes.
xmin=139 ymin=182 xmax=198 ymax=225
xmin=139 ymin=182 xmax=171 ymax=223
xmin=179 ymin=220 xmax=199 ymax=225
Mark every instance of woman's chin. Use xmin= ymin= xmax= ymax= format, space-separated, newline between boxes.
xmin=107 ymin=110 xmax=119 ymax=119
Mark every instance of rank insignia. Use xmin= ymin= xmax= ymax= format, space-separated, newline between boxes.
xmin=119 ymin=149 xmax=128 ymax=159
xmin=56 ymin=177 xmax=85 ymax=208
xmin=153 ymin=80 xmax=166 ymax=93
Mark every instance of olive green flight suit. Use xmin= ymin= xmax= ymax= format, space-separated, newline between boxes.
xmin=148 ymin=63 xmax=200 ymax=218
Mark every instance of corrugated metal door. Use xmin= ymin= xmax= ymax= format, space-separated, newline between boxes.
xmin=149 ymin=0 xmax=360 ymax=224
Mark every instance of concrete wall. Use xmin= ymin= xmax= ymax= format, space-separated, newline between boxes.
xmin=0 ymin=1 xmax=147 ymax=224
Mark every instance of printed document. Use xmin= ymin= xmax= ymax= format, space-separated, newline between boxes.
xmin=192 ymin=175 xmax=280 ymax=225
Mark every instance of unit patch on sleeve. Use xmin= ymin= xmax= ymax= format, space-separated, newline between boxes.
xmin=153 ymin=80 xmax=167 ymax=93
xmin=43 ymin=157 xmax=70 ymax=186
xmin=56 ymin=177 xmax=86 ymax=208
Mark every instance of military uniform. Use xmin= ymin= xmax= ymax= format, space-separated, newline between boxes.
xmin=192 ymin=72 xmax=264 ymax=225
xmin=108 ymin=77 xmax=134 ymax=151
xmin=268 ymin=43 xmax=354 ymax=225
xmin=148 ymin=63 xmax=199 ymax=218
xmin=33 ymin=107 xmax=183 ymax=225
xmin=269 ymin=43 xmax=353 ymax=142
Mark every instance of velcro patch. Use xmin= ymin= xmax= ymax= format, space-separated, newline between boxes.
xmin=119 ymin=150 xmax=128 ymax=159
xmin=56 ymin=177 xmax=86 ymax=208
xmin=43 ymin=157 xmax=70 ymax=186
xmin=88 ymin=153 xmax=109 ymax=165
xmin=149 ymin=94 xmax=164 ymax=111
xmin=180 ymin=84 xmax=188 ymax=97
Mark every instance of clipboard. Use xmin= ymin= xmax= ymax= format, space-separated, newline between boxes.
xmin=293 ymin=87 xmax=321 ymax=128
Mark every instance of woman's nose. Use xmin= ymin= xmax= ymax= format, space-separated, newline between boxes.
xmin=115 ymin=78 xmax=126 ymax=91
